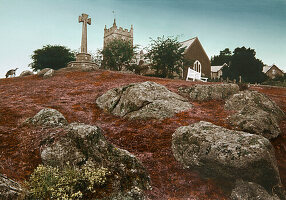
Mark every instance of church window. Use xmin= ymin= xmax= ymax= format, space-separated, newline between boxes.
xmin=193 ymin=60 xmax=201 ymax=73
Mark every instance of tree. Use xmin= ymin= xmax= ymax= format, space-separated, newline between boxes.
xmin=212 ymin=47 xmax=267 ymax=83
xmin=228 ymin=47 xmax=266 ymax=83
xmin=92 ymin=49 xmax=103 ymax=67
xmin=211 ymin=48 xmax=232 ymax=66
xmin=30 ymin=45 xmax=75 ymax=71
xmin=101 ymin=39 xmax=136 ymax=71
xmin=145 ymin=36 xmax=186 ymax=78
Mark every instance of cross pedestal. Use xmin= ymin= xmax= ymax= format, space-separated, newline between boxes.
xmin=76 ymin=53 xmax=92 ymax=62
xmin=67 ymin=13 xmax=98 ymax=70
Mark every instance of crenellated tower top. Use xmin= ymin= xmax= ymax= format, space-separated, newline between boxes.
xmin=103 ymin=18 xmax=133 ymax=48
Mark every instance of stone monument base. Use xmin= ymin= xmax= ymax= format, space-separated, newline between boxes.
xmin=76 ymin=53 xmax=92 ymax=62
xmin=66 ymin=53 xmax=99 ymax=71
xmin=66 ymin=61 xmax=98 ymax=72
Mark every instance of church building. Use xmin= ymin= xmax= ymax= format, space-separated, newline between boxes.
xmin=103 ymin=19 xmax=133 ymax=49
xmin=102 ymin=19 xmax=211 ymax=80
xmin=181 ymin=37 xmax=211 ymax=79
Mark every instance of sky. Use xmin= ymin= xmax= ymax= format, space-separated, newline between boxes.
xmin=0 ymin=0 xmax=285 ymax=78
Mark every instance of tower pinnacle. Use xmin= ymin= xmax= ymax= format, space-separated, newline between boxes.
xmin=112 ymin=10 xmax=116 ymax=27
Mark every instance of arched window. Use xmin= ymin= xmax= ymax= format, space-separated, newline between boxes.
xmin=193 ymin=60 xmax=201 ymax=73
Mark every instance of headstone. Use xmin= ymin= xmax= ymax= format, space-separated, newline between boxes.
xmin=239 ymin=76 xmax=242 ymax=83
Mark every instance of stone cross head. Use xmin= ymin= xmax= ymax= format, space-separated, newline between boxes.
xmin=78 ymin=13 xmax=91 ymax=53
xmin=79 ymin=13 xmax=91 ymax=25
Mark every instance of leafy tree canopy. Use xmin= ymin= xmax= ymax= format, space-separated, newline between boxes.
xmin=211 ymin=48 xmax=232 ymax=66
xmin=212 ymin=47 xmax=267 ymax=83
xmin=228 ymin=47 xmax=266 ymax=83
xmin=101 ymin=39 xmax=136 ymax=71
xmin=30 ymin=45 xmax=75 ymax=71
xmin=145 ymin=36 xmax=186 ymax=78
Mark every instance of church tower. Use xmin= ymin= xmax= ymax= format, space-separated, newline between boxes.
xmin=103 ymin=19 xmax=133 ymax=48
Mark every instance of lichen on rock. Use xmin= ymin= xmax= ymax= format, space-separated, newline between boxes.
xmin=230 ymin=179 xmax=282 ymax=200
xmin=225 ymin=90 xmax=285 ymax=118
xmin=37 ymin=68 xmax=52 ymax=76
xmin=225 ymin=90 xmax=285 ymax=139
xmin=24 ymin=108 xmax=68 ymax=127
xmin=40 ymin=122 xmax=150 ymax=199
xmin=228 ymin=106 xmax=281 ymax=139
xmin=41 ymin=136 xmax=86 ymax=167
xmin=0 ymin=174 xmax=23 ymax=200
xmin=171 ymin=121 xmax=282 ymax=193
xmin=43 ymin=69 xmax=55 ymax=78
xmin=19 ymin=70 xmax=34 ymax=77
xmin=96 ymin=81 xmax=192 ymax=119
xmin=178 ymin=83 xmax=239 ymax=101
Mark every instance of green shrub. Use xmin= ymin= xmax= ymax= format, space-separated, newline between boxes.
xmin=26 ymin=161 xmax=110 ymax=200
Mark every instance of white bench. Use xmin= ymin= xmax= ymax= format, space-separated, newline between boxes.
xmin=200 ymin=77 xmax=208 ymax=82
xmin=186 ymin=67 xmax=208 ymax=82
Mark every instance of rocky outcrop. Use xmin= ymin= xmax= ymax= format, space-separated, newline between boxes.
xmin=43 ymin=69 xmax=55 ymax=78
xmin=225 ymin=90 xmax=285 ymax=139
xmin=178 ymin=83 xmax=239 ymax=101
xmin=171 ymin=121 xmax=281 ymax=193
xmin=231 ymin=180 xmax=281 ymax=200
xmin=225 ymin=90 xmax=284 ymax=119
xmin=25 ymin=108 xmax=68 ymax=127
xmin=19 ymin=70 xmax=33 ymax=77
xmin=96 ymin=81 xmax=192 ymax=119
xmin=37 ymin=68 xmax=52 ymax=76
xmin=228 ymin=106 xmax=281 ymax=139
xmin=0 ymin=174 xmax=23 ymax=200
xmin=41 ymin=122 xmax=150 ymax=199
xmin=61 ymin=64 xmax=98 ymax=72
xmin=80 ymin=65 xmax=98 ymax=72
xmin=37 ymin=68 xmax=55 ymax=78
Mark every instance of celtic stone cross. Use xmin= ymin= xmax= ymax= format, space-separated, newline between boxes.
xmin=78 ymin=13 xmax=91 ymax=53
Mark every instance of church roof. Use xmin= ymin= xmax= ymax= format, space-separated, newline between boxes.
xmin=211 ymin=63 xmax=228 ymax=73
xmin=180 ymin=37 xmax=197 ymax=51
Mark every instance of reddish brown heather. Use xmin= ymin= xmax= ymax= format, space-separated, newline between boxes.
xmin=0 ymin=70 xmax=285 ymax=199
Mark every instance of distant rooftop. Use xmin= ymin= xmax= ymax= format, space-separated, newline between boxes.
xmin=263 ymin=65 xmax=272 ymax=73
xmin=211 ymin=63 xmax=228 ymax=73
xmin=263 ymin=64 xmax=285 ymax=73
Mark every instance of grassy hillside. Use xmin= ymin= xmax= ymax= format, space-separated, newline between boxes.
xmin=0 ymin=69 xmax=285 ymax=199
